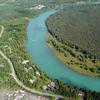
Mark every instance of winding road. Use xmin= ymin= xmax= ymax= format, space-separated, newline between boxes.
xmin=0 ymin=25 xmax=63 ymax=98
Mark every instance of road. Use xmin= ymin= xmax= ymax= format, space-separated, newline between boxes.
xmin=0 ymin=26 xmax=63 ymax=98
xmin=0 ymin=25 xmax=4 ymax=38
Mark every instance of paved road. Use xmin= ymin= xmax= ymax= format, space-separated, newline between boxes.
xmin=0 ymin=26 xmax=63 ymax=98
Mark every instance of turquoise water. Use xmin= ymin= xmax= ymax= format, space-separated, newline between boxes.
xmin=26 ymin=9 xmax=100 ymax=92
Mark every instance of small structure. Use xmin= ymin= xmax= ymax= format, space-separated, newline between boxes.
xmin=22 ymin=60 xmax=29 ymax=64
xmin=48 ymin=82 xmax=56 ymax=89
xmin=14 ymin=89 xmax=25 ymax=100
xmin=79 ymin=93 xmax=83 ymax=96
xmin=28 ymin=67 xmax=33 ymax=71
xmin=29 ymin=79 xmax=36 ymax=84
xmin=36 ymin=71 xmax=40 ymax=76
xmin=78 ymin=91 xmax=85 ymax=97
xmin=33 ymin=4 xmax=45 ymax=10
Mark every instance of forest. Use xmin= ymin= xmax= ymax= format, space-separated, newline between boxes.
xmin=0 ymin=0 xmax=100 ymax=100
xmin=46 ymin=4 xmax=100 ymax=59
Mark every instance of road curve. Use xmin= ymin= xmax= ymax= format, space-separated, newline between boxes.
xmin=0 ymin=26 xmax=63 ymax=98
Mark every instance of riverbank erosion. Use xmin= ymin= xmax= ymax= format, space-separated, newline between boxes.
xmin=46 ymin=4 xmax=100 ymax=78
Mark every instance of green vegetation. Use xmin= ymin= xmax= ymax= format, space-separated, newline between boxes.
xmin=46 ymin=4 xmax=100 ymax=77
xmin=0 ymin=12 xmax=80 ymax=100
xmin=0 ymin=0 xmax=53 ymax=91
xmin=0 ymin=54 xmax=19 ymax=89
xmin=0 ymin=0 xmax=100 ymax=99
xmin=0 ymin=0 xmax=81 ymax=99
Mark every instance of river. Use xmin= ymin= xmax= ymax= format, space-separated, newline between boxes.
xmin=26 ymin=9 xmax=100 ymax=92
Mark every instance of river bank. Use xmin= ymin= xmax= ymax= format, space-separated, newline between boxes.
xmin=0 ymin=1 xmax=100 ymax=99
xmin=46 ymin=33 xmax=100 ymax=77
xmin=26 ymin=9 xmax=100 ymax=93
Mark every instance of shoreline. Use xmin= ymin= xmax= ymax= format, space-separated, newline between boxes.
xmin=46 ymin=33 xmax=100 ymax=78
xmin=0 ymin=20 xmax=64 ymax=98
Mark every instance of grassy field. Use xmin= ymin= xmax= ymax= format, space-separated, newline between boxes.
xmin=46 ymin=4 xmax=100 ymax=77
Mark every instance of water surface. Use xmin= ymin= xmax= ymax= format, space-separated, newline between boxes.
xmin=27 ymin=9 xmax=100 ymax=92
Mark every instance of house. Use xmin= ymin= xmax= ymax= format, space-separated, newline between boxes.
xmin=33 ymin=4 xmax=45 ymax=10
xmin=29 ymin=79 xmax=36 ymax=84
xmin=36 ymin=71 xmax=40 ymax=76
xmin=22 ymin=60 xmax=29 ymax=64
xmin=48 ymin=82 xmax=56 ymax=89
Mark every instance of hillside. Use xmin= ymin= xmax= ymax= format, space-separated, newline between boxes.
xmin=46 ymin=4 xmax=100 ymax=59
xmin=46 ymin=4 xmax=100 ymax=77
